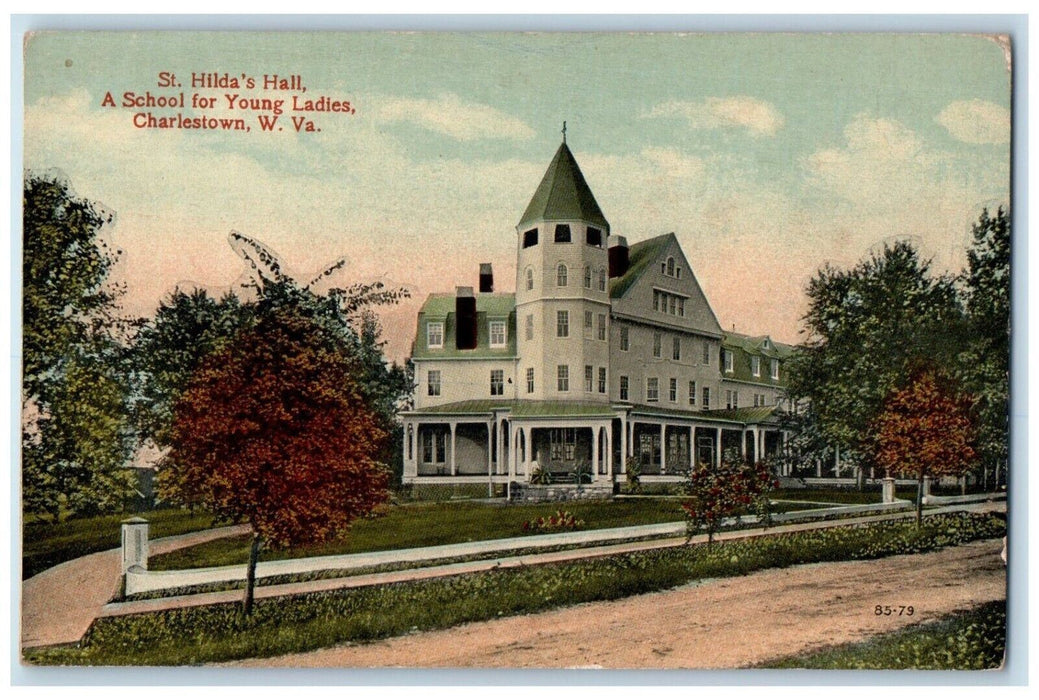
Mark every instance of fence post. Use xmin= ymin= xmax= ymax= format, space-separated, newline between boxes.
xmin=882 ymin=477 xmax=896 ymax=504
xmin=121 ymin=516 xmax=150 ymax=573
xmin=922 ymin=475 xmax=933 ymax=497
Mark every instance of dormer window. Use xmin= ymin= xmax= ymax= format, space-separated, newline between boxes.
xmin=724 ymin=350 xmax=734 ymax=373
xmin=586 ymin=227 xmax=603 ymax=247
xmin=752 ymin=356 xmax=761 ymax=377
xmin=427 ymin=321 xmax=444 ymax=349
xmin=762 ymin=338 xmax=771 ymax=350
xmin=554 ymin=224 xmax=572 ymax=243
xmin=556 ymin=263 xmax=568 ymax=287
xmin=771 ymin=358 xmax=780 ymax=381
xmin=489 ymin=321 xmax=506 ymax=348
xmin=523 ymin=228 xmax=538 ymax=248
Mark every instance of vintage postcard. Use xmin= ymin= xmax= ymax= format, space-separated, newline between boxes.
xmin=19 ymin=29 xmax=1011 ymax=672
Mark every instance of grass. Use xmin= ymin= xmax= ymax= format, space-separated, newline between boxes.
xmin=760 ymin=599 xmax=1006 ymax=669
xmin=23 ymin=511 xmax=1005 ymax=666
xmin=22 ymin=508 xmax=221 ymax=580
xmin=771 ymin=488 xmax=917 ymax=505
xmin=149 ymin=498 xmax=821 ymax=571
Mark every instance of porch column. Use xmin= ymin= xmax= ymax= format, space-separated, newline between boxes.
xmin=689 ymin=425 xmax=695 ymax=469
xmin=660 ymin=423 xmax=667 ymax=472
xmin=591 ymin=425 xmax=600 ymax=483
xmin=606 ymin=423 xmax=614 ymax=480
xmin=450 ymin=422 xmax=458 ymax=476
xmin=486 ymin=421 xmax=494 ymax=475
xmin=715 ymin=426 xmax=722 ymax=469
xmin=782 ymin=431 xmax=790 ymax=475
xmin=496 ymin=419 xmax=504 ymax=475
xmin=835 ymin=444 xmax=841 ymax=478
xmin=816 ymin=457 xmax=823 ymax=478
xmin=510 ymin=424 xmax=518 ymax=480
xmin=619 ymin=415 xmax=627 ymax=474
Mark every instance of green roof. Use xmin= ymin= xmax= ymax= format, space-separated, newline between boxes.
xmin=406 ymin=399 xmax=616 ymax=418
xmin=608 ymin=233 xmax=674 ymax=299
xmin=517 ymin=142 xmax=609 ymax=230
xmin=412 ymin=293 xmax=517 ymax=359
xmin=627 ymin=403 xmax=781 ymax=425
xmin=721 ymin=332 xmax=797 ymax=387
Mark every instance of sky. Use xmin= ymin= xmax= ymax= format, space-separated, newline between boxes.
xmin=22 ymin=32 xmax=1011 ymax=362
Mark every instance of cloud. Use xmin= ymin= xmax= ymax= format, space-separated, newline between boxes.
xmin=646 ymin=97 xmax=785 ymax=136
xmin=936 ymin=99 xmax=1010 ymax=144
xmin=367 ymin=92 xmax=535 ymax=141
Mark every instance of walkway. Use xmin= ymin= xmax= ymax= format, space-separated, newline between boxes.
xmin=20 ymin=524 xmax=251 ymax=649
xmin=100 ymin=500 xmax=1004 ymax=618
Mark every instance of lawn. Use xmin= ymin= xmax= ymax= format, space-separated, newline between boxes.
xmin=760 ymin=599 xmax=1006 ymax=669
xmin=22 ymin=508 xmax=222 ymax=580
xmin=150 ymin=498 xmax=691 ymax=570
xmin=24 ymin=511 xmax=1005 ymax=666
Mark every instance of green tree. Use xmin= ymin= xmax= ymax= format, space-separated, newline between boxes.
xmin=786 ymin=241 xmax=966 ymax=486
xmin=22 ymin=174 xmax=136 ymax=520
xmin=960 ymin=207 xmax=1010 ymax=487
xmin=160 ymin=312 xmax=390 ymax=615
xmin=872 ymin=368 xmax=977 ymax=525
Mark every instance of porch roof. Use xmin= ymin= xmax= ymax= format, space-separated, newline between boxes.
xmin=625 ymin=403 xmax=783 ymax=426
xmin=403 ymin=399 xmax=617 ymax=419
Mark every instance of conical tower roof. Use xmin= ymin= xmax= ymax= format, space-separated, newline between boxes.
xmin=517 ymin=142 xmax=609 ymax=230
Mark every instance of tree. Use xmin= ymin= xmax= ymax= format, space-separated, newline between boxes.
xmin=872 ymin=368 xmax=977 ymax=526
xmin=960 ymin=207 xmax=1010 ymax=487
xmin=786 ymin=241 xmax=966 ymax=487
xmin=682 ymin=460 xmax=777 ymax=545
xmin=160 ymin=311 xmax=390 ymax=615
xmin=22 ymin=174 xmax=136 ymax=519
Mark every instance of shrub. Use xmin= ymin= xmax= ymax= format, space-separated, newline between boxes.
xmin=521 ymin=510 xmax=586 ymax=533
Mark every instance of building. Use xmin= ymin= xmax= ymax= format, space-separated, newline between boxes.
xmin=401 ymin=139 xmax=795 ymax=489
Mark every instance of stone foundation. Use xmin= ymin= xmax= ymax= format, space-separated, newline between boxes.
xmin=510 ymin=482 xmax=616 ymax=503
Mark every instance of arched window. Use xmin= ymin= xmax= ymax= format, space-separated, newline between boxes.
xmin=666 ymin=257 xmax=675 ymax=276
xmin=525 ymin=267 xmax=534 ymax=291
xmin=598 ymin=268 xmax=606 ymax=291
xmin=557 ymin=263 xmax=568 ymax=287
xmin=583 ymin=265 xmax=592 ymax=288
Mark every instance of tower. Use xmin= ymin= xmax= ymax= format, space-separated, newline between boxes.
xmin=515 ymin=139 xmax=612 ymax=402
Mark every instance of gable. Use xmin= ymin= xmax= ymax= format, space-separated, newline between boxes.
xmin=609 ymin=233 xmax=723 ymax=337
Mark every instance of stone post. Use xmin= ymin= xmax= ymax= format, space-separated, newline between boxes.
xmin=881 ymin=477 xmax=896 ymax=504
xmin=922 ymin=475 xmax=933 ymax=497
xmin=121 ymin=516 xmax=149 ymax=573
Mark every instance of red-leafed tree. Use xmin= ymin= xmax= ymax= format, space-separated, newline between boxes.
xmin=160 ymin=311 xmax=389 ymax=615
xmin=872 ymin=368 xmax=977 ymax=526
xmin=682 ymin=460 xmax=777 ymax=546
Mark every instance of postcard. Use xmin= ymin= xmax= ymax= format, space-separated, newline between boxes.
xmin=19 ymin=29 xmax=1011 ymax=671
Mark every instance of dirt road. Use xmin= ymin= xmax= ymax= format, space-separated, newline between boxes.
xmin=236 ymin=538 xmax=1006 ymax=669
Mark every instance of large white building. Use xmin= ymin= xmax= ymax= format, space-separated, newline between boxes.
xmin=401 ymin=140 xmax=794 ymax=488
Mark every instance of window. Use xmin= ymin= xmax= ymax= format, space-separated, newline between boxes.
xmin=597 ymin=314 xmax=607 ymax=341
xmin=427 ymin=370 xmax=441 ymax=397
xmin=522 ymin=228 xmax=538 ymax=248
xmin=654 ymin=289 xmax=688 ymax=316
xmin=583 ymin=265 xmax=592 ymax=288
xmin=702 ymin=386 xmax=710 ymax=408
xmin=678 ymin=298 xmax=685 ymax=316
xmin=556 ymin=263 xmax=568 ymax=287
xmin=702 ymin=341 xmax=711 ymax=364
xmin=733 ymin=391 xmax=739 ymax=408
xmin=676 ymin=267 xmax=682 ymax=279
xmin=653 ymin=291 xmax=660 ymax=311
xmin=525 ymin=267 xmax=534 ymax=290
xmin=490 ymin=370 xmax=504 ymax=396
xmin=554 ymin=224 xmax=572 ymax=243
xmin=427 ymin=322 xmax=444 ymax=348
xmin=688 ymin=380 xmax=696 ymax=405
xmin=726 ymin=390 xmax=734 ymax=409
xmin=669 ymin=296 xmax=676 ymax=315
xmin=752 ymin=356 xmax=761 ymax=377
xmin=557 ymin=365 xmax=570 ymax=392
xmin=585 ymin=365 xmax=594 ymax=392
xmin=672 ymin=336 xmax=681 ymax=361
xmin=669 ymin=378 xmax=678 ymax=402
xmin=620 ymin=376 xmax=629 ymax=401
xmin=584 ymin=310 xmax=594 ymax=335
xmin=586 ymin=227 xmax=603 ymax=247
xmin=550 ymin=428 xmax=577 ymax=460
xmin=653 ymin=333 xmax=662 ymax=358
xmin=489 ymin=321 xmax=506 ymax=348
xmin=620 ymin=326 xmax=629 ymax=351
xmin=422 ymin=431 xmax=447 ymax=464
xmin=526 ymin=367 xmax=535 ymax=394
xmin=647 ymin=378 xmax=659 ymax=403
xmin=556 ymin=310 xmax=569 ymax=337
xmin=666 ymin=257 xmax=675 ymax=276
xmin=598 ymin=367 xmax=607 ymax=394
xmin=724 ymin=350 xmax=734 ymax=373
xmin=771 ymin=359 xmax=780 ymax=380
xmin=525 ymin=314 xmax=534 ymax=341
xmin=598 ymin=268 xmax=606 ymax=292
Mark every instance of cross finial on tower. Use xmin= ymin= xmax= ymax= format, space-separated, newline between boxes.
xmin=562 ymin=120 xmax=567 ymax=144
